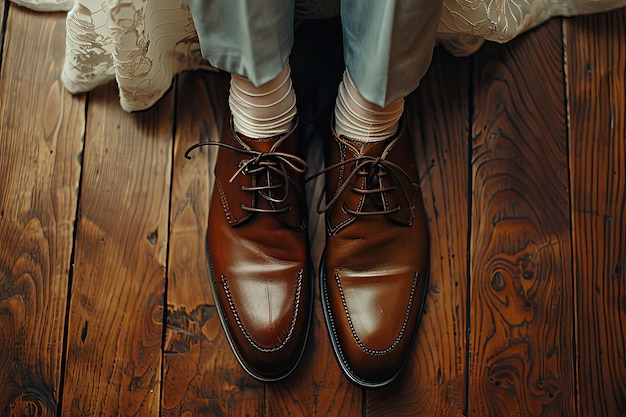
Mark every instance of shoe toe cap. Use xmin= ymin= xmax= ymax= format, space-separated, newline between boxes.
xmin=218 ymin=268 xmax=311 ymax=380
xmin=326 ymin=268 xmax=427 ymax=387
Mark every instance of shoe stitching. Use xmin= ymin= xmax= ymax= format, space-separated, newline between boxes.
xmin=337 ymin=142 xmax=346 ymax=190
xmin=334 ymin=271 xmax=419 ymax=356
xmin=326 ymin=144 xmax=364 ymax=236
xmin=322 ymin=274 xmax=357 ymax=371
xmin=322 ymin=271 xmax=383 ymax=386
xmin=216 ymin=177 xmax=246 ymax=226
xmin=220 ymin=270 xmax=303 ymax=353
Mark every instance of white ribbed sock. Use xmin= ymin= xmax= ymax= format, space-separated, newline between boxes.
xmin=229 ymin=62 xmax=297 ymax=138
xmin=334 ymin=70 xmax=404 ymax=143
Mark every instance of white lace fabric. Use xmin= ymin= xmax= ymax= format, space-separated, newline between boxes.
xmin=9 ymin=0 xmax=626 ymax=112
xmin=59 ymin=0 xmax=214 ymax=112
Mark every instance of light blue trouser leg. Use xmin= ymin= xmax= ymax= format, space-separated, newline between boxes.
xmin=341 ymin=0 xmax=444 ymax=107
xmin=187 ymin=0 xmax=444 ymax=106
xmin=187 ymin=0 xmax=295 ymax=87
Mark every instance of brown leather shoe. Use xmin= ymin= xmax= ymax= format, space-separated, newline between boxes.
xmin=188 ymin=114 xmax=313 ymax=381
xmin=316 ymin=118 xmax=429 ymax=388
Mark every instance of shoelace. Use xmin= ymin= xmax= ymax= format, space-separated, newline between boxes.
xmin=307 ymin=152 xmax=418 ymax=221
xmin=185 ymin=141 xmax=308 ymax=214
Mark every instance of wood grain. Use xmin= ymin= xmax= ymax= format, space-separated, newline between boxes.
xmin=60 ymin=83 xmax=172 ymax=416
xmin=366 ymin=48 xmax=470 ymax=417
xmin=0 ymin=8 xmax=84 ymax=416
xmin=162 ymin=70 xmax=266 ymax=416
xmin=565 ymin=9 xmax=626 ymax=417
xmin=266 ymin=310 xmax=363 ymax=417
xmin=469 ymin=20 xmax=575 ymax=416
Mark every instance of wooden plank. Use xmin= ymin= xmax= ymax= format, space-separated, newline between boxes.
xmin=266 ymin=310 xmax=363 ymax=417
xmin=469 ymin=20 xmax=575 ymax=416
xmin=161 ymin=71 xmax=266 ymax=416
xmin=565 ymin=9 xmax=626 ymax=416
xmin=366 ymin=48 xmax=470 ymax=416
xmin=60 ymin=82 xmax=172 ymax=415
xmin=0 ymin=7 xmax=84 ymax=415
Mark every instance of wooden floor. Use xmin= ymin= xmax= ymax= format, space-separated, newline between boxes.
xmin=1 ymin=3 xmax=625 ymax=416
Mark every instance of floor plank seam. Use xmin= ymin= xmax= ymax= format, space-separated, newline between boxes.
xmin=56 ymin=88 xmax=90 ymax=417
xmin=159 ymin=74 xmax=180 ymax=417
xmin=463 ymin=52 xmax=476 ymax=417
xmin=560 ymin=19 xmax=582 ymax=417
xmin=0 ymin=1 xmax=10 ymax=69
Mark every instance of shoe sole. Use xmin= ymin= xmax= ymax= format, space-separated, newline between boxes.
xmin=205 ymin=235 xmax=314 ymax=382
xmin=319 ymin=251 xmax=430 ymax=389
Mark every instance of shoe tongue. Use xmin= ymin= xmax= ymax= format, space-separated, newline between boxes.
xmin=340 ymin=135 xmax=412 ymax=220
xmin=237 ymin=132 xmax=282 ymax=153
xmin=341 ymin=136 xmax=391 ymax=159
xmin=232 ymin=128 xmax=307 ymax=231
